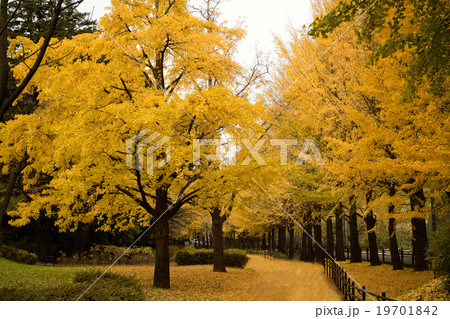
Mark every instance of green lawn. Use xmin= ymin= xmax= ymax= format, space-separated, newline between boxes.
xmin=0 ymin=257 xmax=83 ymax=291
xmin=0 ymin=258 xmax=145 ymax=300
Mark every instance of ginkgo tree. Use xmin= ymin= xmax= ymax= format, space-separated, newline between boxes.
xmin=0 ymin=0 xmax=265 ymax=289
xmin=270 ymin=0 xmax=449 ymax=270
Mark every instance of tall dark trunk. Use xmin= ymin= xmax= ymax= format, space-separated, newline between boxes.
xmin=326 ymin=217 xmax=334 ymax=258
xmin=268 ymin=229 xmax=272 ymax=250
xmin=388 ymin=217 xmax=403 ymax=270
xmin=301 ymin=224 xmax=314 ymax=261
xmin=261 ymin=233 xmax=267 ymax=250
xmin=0 ymin=0 xmax=9 ymax=109
xmin=211 ymin=207 xmax=226 ymax=272
xmin=288 ymin=226 xmax=294 ymax=259
xmin=153 ymin=188 xmax=170 ymax=289
xmin=277 ymin=224 xmax=287 ymax=254
xmin=335 ymin=204 xmax=345 ymax=261
xmin=271 ymin=227 xmax=276 ymax=251
xmin=75 ymin=223 xmax=90 ymax=254
xmin=388 ymin=187 xmax=403 ymax=270
xmin=364 ymin=211 xmax=380 ymax=266
xmin=37 ymin=219 xmax=52 ymax=258
xmin=0 ymin=154 xmax=27 ymax=244
xmin=313 ymin=223 xmax=323 ymax=263
xmin=410 ymin=188 xmax=429 ymax=271
xmin=430 ymin=195 xmax=437 ymax=233
xmin=349 ymin=197 xmax=362 ymax=262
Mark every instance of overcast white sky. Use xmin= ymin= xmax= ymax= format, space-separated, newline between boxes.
xmin=77 ymin=0 xmax=313 ymax=66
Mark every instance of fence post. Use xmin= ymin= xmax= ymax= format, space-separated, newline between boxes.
xmin=346 ymin=278 xmax=350 ymax=300
xmin=366 ymin=248 xmax=369 ymax=260
xmin=382 ymin=248 xmax=385 ymax=262
xmin=344 ymin=272 xmax=348 ymax=299
xmin=339 ymin=267 xmax=342 ymax=291
xmin=351 ymin=281 xmax=355 ymax=301
xmin=382 ymin=292 xmax=386 ymax=300
xmin=362 ymin=286 xmax=366 ymax=301
xmin=401 ymin=248 xmax=404 ymax=264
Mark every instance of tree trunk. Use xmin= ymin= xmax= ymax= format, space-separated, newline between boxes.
xmin=271 ymin=227 xmax=276 ymax=251
xmin=268 ymin=230 xmax=272 ymax=250
xmin=288 ymin=226 xmax=294 ymax=259
xmin=301 ymin=224 xmax=314 ymax=261
xmin=313 ymin=223 xmax=323 ymax=263
xmin=388 ymin=217 xmax=403 ymax=270
xmin=261 ymin=233 xmax=267 ymax=250
xmin=363 ymin=213 xmax=380 ymax=266
xmin=364 ymin=191 xmax=380 ymax=266
xmin=277 ymin=224 xmax=287 ymax=254
xmin=0 ymin=0 xmax=9 ymax=109
xmin=388 ymin=187 xmax=403 ymax=270
xmin=349 ymin=197 xmax=362 ymax=262
xmin=326 ymin=217 xmax=334 ymax=258
xmin=430 ymin=195 xmax=437 ymax=233
xmin=335 ymin=205 xmax=345 ymax=261
xmin=211 ymin=207 xmax=226 ymax=272
xmin=153 ymin=188 xmax=170 ymax=289
xmin=410 ymin=188 xmax=429 ymax=271
xmin=0 ymin=154 xmax=28 ymax=244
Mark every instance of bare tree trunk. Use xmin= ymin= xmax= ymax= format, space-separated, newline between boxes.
xmin=301 ymin=224 xmax=314 ymax=261
xmin=271 ymin=227 xmax=276 ymax=251
xmin=288 ymin=225 xmax=294 ymax=259
xmin=0 ymin=154 xmax=27 ymax=244
xmin=277 ymin=224 xmax=286 ymax=254
xmin=313 ymin=223 xmax=323 ymax=263
xmin=0 ymin=0 xmax=9 ymax=109
xmin=335 ymin=204 xmax=345 ymax=261
xmin=410 ymin=188 xmax=429 ymax=271
xmin=388 ymin=187 xmax=402 ymax=270
xmin=153 ymin=188 xmax=170 ymax=289
xmin=211 ymin=207 xmax=226 ymax=272
xmin=349 ymin=196 xmax=362 ymax=262
xmin=364 ymin=191 xmax=380 ymax=266
xmin=261 ymin=233 xmax=267 ymax=250
xmin=364 ymin=211 xmax=380 ymax=266
xmin=326 ymin=217 xmax=334 ymax=258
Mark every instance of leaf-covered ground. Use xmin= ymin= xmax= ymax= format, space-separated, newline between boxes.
xmin=341 ymin=260 xmax=435 ymax=300
xmin=398 ymin=278 xmax=449 ymax=301
xmin=116 ymin=256 xmax=343 ymax=301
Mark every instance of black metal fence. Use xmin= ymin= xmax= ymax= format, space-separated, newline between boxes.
xmin=345 ymin=248 xmax=414 ymax=266
xmin=324 ymin=258 xmax=396 ymax=301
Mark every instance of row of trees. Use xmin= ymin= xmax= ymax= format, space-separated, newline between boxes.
xmin=0 ymin=0 xmax=448 ymax=290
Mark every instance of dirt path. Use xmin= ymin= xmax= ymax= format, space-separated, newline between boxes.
xmin=246 ymin=256 xmax=344 ymax=301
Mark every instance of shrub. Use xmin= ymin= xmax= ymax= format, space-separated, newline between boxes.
xmin=0 ymin=270 xmax=145 ymax=301
xmin=427 ymin=222 xmax=450 ymax=292
xmin=175 ymin=249 xmax=249 ymax=268
xmin=57 ymin=245 xmax=154 ymax=265
xmin=224 ymin=249 xmax=249 ymax=267
xmin=0 ymin=245 xmax=38 ymax=265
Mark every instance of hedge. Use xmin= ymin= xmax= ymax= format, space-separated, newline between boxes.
xmin=175 ymin=249 xmax=249 ymax=268
xmin=58 ymin=245 xmax=154 ymax=265
xmin=0 ymin=270 xmax=145 ymax=301
xmin=0 ymin=245 xmax=38 ymax=265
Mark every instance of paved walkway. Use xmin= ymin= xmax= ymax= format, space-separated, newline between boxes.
xmin=246 ymin=256 xmax=344 ymax=301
